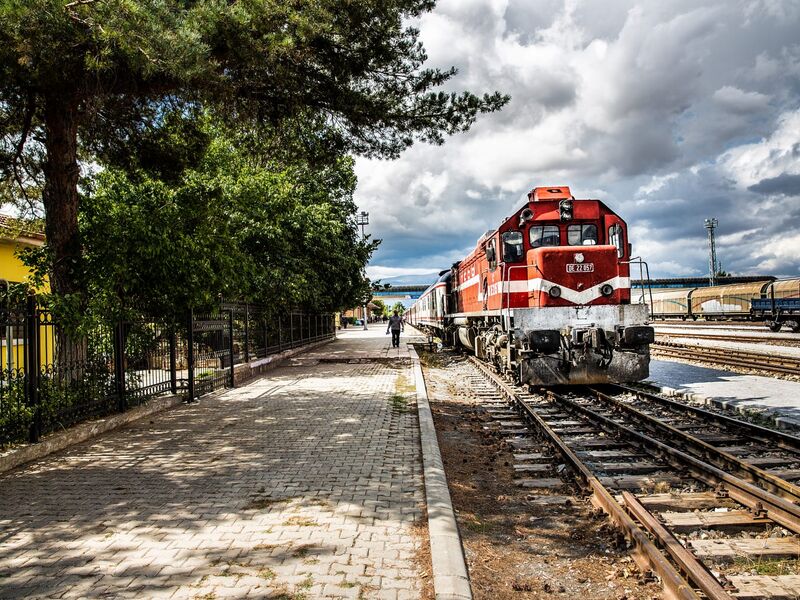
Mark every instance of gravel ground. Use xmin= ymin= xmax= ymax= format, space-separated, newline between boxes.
xmin=421 ymin=350 xmax=661 ymax=600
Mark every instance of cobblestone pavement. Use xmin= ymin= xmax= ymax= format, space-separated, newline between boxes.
xmin=0 ymin=343 xmax=424 ymax=599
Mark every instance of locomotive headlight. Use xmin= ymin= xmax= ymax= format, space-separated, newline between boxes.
xmin=600 ymin=284 xmax=614 ymax=296
xmin=549 ymin=285 xmax=562 ymax=298
xmin=574 ymin=253 xmax=584 ymax=264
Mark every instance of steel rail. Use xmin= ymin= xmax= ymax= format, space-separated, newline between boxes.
xmin=467 ymin=358 xmax=700 ymax=600
xmin=610 ymin=383 xmax=800 ymax=455
xmin=584 ymin=385 xmax=800 ymax=504
xmin=656 ymin=332 xmax=799 ymax=344
xmin=621 ymin=491 xmax=734 ymax=600
xmin=547 ymin=390 xmax=800 ymax=535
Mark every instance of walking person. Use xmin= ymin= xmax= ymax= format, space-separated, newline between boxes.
xmin=386 ymin=310 xmax=404 ymax=348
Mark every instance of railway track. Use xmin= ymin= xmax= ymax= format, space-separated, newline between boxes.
xmin=655 ymin=332 xmax=800 ymax=345
xmin=462 ymin=356 xmax=800 ymax=599
xmin=651 ymin=340 xmax=800 ymax=376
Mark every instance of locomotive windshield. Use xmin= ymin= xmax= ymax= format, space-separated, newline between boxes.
xmin=530 ymin=225 xmax=560 ymax=248
xmin=502 ymin=230 xmax=524 ymax=262
xmin=567 ymin=223 xmax=598 ymax=246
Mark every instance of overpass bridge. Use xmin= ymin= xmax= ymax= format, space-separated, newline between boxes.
xmin=371 ymin=276 xmax=774 ymax=307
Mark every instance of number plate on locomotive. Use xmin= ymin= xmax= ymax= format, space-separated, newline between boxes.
xmin=566 ymin=263 xmax=594 ymax=273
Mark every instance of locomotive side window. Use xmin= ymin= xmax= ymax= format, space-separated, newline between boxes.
xmin=608 ymin=224 xmax=625 ymax=258
xmin=486 ymin=239 xmax=498 ymax=270
xmin=567 ymin=224 xmax=598 ymax=246
xmin=529 ymin=225 xmax=560 ymax=248
xmin=502 ymin=231 xmax=524 ymax=262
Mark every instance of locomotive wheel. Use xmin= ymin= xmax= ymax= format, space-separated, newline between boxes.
xmin=768 ymin=322 xmax=783 ymax=332
xmin=789 ymin=321 xmax=800 ymax=333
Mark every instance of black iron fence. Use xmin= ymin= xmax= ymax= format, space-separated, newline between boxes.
xmin=0 ymin=300 xmax=334 ymax=448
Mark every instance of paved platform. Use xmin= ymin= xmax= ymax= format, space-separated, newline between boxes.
xmin=307 ymin=326 xmax=425 ymax=361
xmin=0 ymin=329 xmax=427 ymax=599
xmin=648 ymin=359 xmax=800 ymax=426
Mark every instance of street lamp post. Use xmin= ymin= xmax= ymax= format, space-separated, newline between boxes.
xmin=356 ymin=211 xmax=370 ymax=331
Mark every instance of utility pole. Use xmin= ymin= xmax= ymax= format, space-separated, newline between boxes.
xmin=704 ymin=218 xmax=719 ymax=287
xmin=356 ymin=211 xmax=370 ymax=330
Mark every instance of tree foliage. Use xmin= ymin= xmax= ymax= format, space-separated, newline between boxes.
xmin=78 ymin=117 xmax=376 ymax=320
xmin=0 ymin=0 xmax=508 ymax=297
xmin=370 ymin=298 xmax=388 ymax=317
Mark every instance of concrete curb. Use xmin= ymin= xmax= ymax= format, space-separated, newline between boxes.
xmin=644 ymin=382 xmax=800 ymax=431
xmin=0 ymin=337 xmax=336 ymax=475
xmin=408 ymin=345 xmax=473 ymax=600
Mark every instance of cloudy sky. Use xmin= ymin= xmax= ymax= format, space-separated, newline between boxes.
xmin=357 ymin=0 xmax=800 ymax=285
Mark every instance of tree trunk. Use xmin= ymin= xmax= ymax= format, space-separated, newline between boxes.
xmin=42 ymin=95 xmax=81 ymax=297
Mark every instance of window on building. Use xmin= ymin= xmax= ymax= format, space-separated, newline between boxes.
xmin=502 ymin=230 xmax=524 ymax=262
xmin=567 ymin=223 xmax=598 ymax=246
xmin=529 ymin=225 xmax=560 ymax=248
xmin=608 ymin=224 xmax=625 ymax=258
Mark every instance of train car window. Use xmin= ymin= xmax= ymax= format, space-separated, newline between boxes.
xmin=608 ymin=224 xmax=624 ymax=258
xmin=502 ymin=231 xmax=524 ymax=262
xmin=529 ymin=225 xmax=560 ymax=248
xmin=567 ymin=224 xmax=598 ymax=246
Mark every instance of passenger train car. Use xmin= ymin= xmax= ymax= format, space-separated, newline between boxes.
xmin=647 ymin=279 xmax=800 ymax=331
xmin=405 ymin=186 xmax=655 ymax=385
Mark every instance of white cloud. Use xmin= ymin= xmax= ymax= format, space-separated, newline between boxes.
xmin=636 ymin=173 xmax=679 ymax=197
xmin=720 ymin=109 xmax=800 ymax=188
xmin=358 ymin=0 xmax=800 ymax=278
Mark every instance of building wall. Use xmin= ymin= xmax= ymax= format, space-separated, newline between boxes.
xmin=0 ymin=239 xmax=44 ymax=286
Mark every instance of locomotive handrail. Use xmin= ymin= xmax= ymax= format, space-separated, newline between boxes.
xmin=624 ymin=257 xmax=654 ymax=310
xmin=502 ymin=263 xmax=532 ymax=329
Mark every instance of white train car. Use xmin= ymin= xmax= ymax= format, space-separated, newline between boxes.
xmin=405 ymin=271 xmax=450 ymax=333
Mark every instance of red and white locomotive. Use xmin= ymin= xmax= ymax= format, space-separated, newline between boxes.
xmin=405 ymin=186 xmax=655 ymax=385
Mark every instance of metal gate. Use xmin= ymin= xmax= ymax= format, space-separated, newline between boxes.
xmin=187 ymin=310 xmax=234 ymax=401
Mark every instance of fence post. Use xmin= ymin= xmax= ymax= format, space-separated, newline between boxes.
xmin=228 ymin=309 xmax=235 ymax=388
xmin=169 ymin=328 xmax=177 ymax=395
xmin=113 ymin=322 xmax=126 ymax=412
xmin=25 ymin=295 xmax=41 ymax=444
xmin=187 ymin=310 xmax=195 ymax=402
xmin=301 ymin=313 xmax=305 ymax=344
xmin=243 ymin=304 xmax=250 ymax=363
xmin=290 ymin=313 xmax=295 ymax=347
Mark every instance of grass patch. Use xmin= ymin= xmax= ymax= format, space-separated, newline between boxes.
xmin=395 ymin=373 xmax=415 ymax=394
xmin=460 ymin=514 xmax=499 ymax=534
xmin=341 ymin=581 xmax=358 ymax=588
xmin=389 ymin=394 xmax=409 ymax=413
xmin=733 ymin=557 xmax=799 ymax=576
xmin=282 ymin=516 xmax=319 ymax=527
xmin=257 ymin=568 xmax=277 ymax=581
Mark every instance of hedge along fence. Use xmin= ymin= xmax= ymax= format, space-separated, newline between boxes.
xmin=0 ymin=299 xmax=335 ymax=448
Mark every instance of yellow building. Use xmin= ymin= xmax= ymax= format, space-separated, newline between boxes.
xmin=0 ymin=215 xmax=47 ymax=371
xmin=0 ymin=215 xmax=45 ymax=286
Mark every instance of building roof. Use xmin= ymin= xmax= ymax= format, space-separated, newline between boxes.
xmin=0 ymin=214 xmax=46 ymax=243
